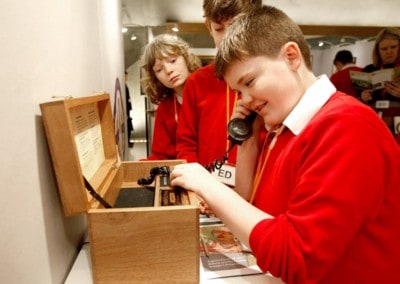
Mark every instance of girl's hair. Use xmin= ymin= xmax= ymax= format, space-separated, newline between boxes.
xmin=202 ymin=0 xmax=262 ymax=23
xmin=215 ymin=5 xmax=312 ymax=79
xmin=140 ymin=34 xmax=201 ymax=104
xmin=372 ymin=27 xmax=400 ymax=67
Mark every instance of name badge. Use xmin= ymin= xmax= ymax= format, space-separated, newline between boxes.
xmin=375 ymin=100 xmax=390 ymax=109
xmin=211 ymin=163 xmax=236 ymax=187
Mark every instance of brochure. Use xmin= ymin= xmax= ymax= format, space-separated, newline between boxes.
xmin=200 ymin=223 xmax=263 ymax=279
xmin=350 ymin=67 xmax=400 ymax=91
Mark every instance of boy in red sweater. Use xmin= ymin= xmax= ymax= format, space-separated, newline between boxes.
xmin=176 ymin=0 xmax=262 ymax=175
xmin=171 ymin=6 xmax=400 ymax=283
xmin=329 ymin=49 xmax=362 ymax=97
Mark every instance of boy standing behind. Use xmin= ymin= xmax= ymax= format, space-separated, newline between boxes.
xmin=176 ymin=0 xmax=262 ymax=177
xmin=330 ymin=50 xmax=362 ymax=97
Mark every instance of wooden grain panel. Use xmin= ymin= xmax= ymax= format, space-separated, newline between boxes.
xmin=88 ymin=206 xmax=200 ymax=283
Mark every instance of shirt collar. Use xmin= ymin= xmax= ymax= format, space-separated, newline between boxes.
xmin=283 ymin=75 xmax=336 ymax=135
xmin=341 ymin=63 xmax=358 ymax=70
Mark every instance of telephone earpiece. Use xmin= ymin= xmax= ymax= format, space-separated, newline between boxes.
xmin=227 ymin=112 xmax=257 ymax=145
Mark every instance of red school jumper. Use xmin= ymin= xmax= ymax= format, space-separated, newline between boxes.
xmin=176 ymin=63 xmax=237 ymax=166
xmin=249 ymin=92 xmax=400 ymax=283
xmin=147 ymin=95 xmax=180 ymax=160
xmin=329 ymin=65 xmax=362 ymax=97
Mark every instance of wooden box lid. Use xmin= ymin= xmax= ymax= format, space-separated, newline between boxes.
xmin=40 ymin=94 xmax=118 ymax=216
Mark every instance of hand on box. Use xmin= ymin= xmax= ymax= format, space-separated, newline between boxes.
xmin=171 ymin=163 xmax=219 ymax=197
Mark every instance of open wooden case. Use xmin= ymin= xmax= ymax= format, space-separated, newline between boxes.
xmin=40 ymin=93 xmax=199 ymax=283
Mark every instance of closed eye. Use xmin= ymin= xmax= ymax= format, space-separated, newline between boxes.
xmin=245 ymin=78 xmax=254 ymax=87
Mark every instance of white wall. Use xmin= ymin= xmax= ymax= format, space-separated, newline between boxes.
xmin=269 ymin=0 xmax=400 ymax=26
xmin=0 ymin=0 xmax=124 ymax=283
xmin=0 ymin=0 xmax=394 ymax=283
xmin=123 ymin=0 xmax=400 ymax=27
xmin=311 ymin=40 xmax=375 ymax=77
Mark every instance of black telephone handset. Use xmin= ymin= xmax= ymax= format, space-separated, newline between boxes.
xmin=227 ymin=111 xmax=257 ymax=145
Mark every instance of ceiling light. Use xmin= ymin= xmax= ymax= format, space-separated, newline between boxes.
xmin=318 ymin=41 xmax=333 ymax=48
xmin=172 ymin=23 xmax=179 ymax=32
xmin=121 ymin=26 xmax=128 ymax=33
xmin=130 ymin=34 xmax=137 ymax=41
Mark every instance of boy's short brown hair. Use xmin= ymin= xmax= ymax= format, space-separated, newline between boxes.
xmin=215 ymin=5 xmax=312 ymax=79
xmin=203 ymin=0 xmax=262 ymax=23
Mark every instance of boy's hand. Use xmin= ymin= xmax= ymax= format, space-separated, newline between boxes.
xmin=231 ymin=98 xmax=264 ymax=140
xmin=197 ymin=195 xmax=216 ymax=216
xmin=171 ymin=163 xmax=219 ymax=197
xmin=231 ymin=98 xmax=253 ymax=120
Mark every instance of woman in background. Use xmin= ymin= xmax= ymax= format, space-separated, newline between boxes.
xmin=140 ymin=34 xmax=201 ymax=160
xmin=360 ymin=27 xmax=400 ymax=141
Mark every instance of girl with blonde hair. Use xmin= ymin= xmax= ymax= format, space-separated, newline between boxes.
xmin=360 ymin=27 xmax=400 ymax=141
xmin=140 ymin=33 xmax=201 ymax=160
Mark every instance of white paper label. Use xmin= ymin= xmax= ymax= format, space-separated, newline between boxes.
xmin=375 ymin=100 xmax=390 ymax=109
xmin=211 ymin=164 xmax=236 ymax=187
xmin=70 ymin=103 xmax=105 ymax=179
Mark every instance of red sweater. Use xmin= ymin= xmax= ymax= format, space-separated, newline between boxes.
xmin=249 ymin=93 xmax=400 ymax=283
xmin=329 ymin=65 xmax=362 ymax=97
xmin=147 ymin=95 xmax=180 ymax=160
xmin=176 ymin=63 xmax=237 ymax=166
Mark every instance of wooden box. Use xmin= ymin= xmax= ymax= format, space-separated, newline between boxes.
xmin=40 ymin=94 xmax=199 ymax=283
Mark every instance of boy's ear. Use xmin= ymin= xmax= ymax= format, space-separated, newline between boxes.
xmin=283 ymin=42 xmax=301 ymax=71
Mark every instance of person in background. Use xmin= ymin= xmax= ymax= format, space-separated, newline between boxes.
xmin=125 ymin=70 xmax=134 ymax=148
xmin=360 ymin=27 xmax=400 ymax=141
xmin=176 ymin=0 xmax=262 ymax=172
xmin=140 ymin=33 xmax=201 ymax=160
xmin=329 ymin=50 xmax=362 ymax=97
xmin=171 ymin=6 xmax=400 ymax=283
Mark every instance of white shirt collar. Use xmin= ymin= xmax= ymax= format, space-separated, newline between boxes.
xmin=341 ymin=63 xmax=358 ymax=70
xmin=283 ymin=75 xmax=336 ymax=135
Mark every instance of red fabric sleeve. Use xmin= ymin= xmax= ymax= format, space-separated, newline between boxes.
xmin=147 ymin=97 xmax=179 ymax=160
xmin=176 ymin=72 xmax=200 ymax=163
